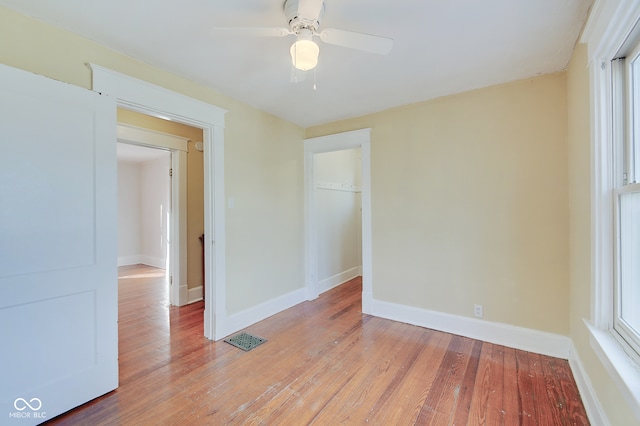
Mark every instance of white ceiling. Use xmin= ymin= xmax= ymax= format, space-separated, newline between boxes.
xmin=1 ymin=0 xmax=593 ymax=128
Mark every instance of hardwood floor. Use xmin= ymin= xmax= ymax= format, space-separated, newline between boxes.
xmin=45 ymin=264 xmax=589 ymax=425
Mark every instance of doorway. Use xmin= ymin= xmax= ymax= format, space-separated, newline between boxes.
xmin=91 ymin=64 xmax=227 ymax=340
xmin=313 ymin=148 xmax=363 ymax=293
xmin=116 ymin=142 xmax=171 ymax=294
xmin=304 ymin=129 xmax=373 ymax=313
xmin=117 ymin=110 xmax=206 ymax=306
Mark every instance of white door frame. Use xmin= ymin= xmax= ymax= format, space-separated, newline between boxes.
xmin=91 ymin=65 xmax=227 ymax=340
xmin=116 ymin=123 xmax=189 ymax=306
xmin=304 ymin=129 xmax=373 ymax=312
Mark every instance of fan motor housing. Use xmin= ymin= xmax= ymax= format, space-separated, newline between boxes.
xmin=284 ymin=0 xmax=324 ymax=33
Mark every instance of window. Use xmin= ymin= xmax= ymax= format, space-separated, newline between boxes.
xmin=583 ymin=1 xmax=640 ymax=417
xmin=612 ymin=44 xmax=640 ymax=363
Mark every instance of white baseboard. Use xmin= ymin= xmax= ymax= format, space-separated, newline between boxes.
xmin=139 ymin=255 xmax=166 ymax=269
xmin=370 ymin=298 xmax=571 ymax=359
xmin=223 ymin=287 xmax=306 ymax=339
xmin=118 ymin=255 xmax=142 ymax=266
xmin=568 ymin=341 xmax=610 ymax=426
xmin=118 ymin=255 xmax=166 ymax=269
xmin=318 ymin=267 xmax=361 ymax=294
xmin=175 ymin=284 xmax=188 ymax=307
xmin=188 ymin=285 xmax=203 ymax=304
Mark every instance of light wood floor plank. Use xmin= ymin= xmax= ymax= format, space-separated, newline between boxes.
xmin=44 ymin=265 xmax=589 ymax=425
xmin=375 ymin=331 xmax=451 ymax=425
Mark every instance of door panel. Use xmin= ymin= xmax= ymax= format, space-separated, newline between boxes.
xmin=1 ymin=88 xmax=97 ymax=277
xmin=0 ymin=64 xmax=117 ymax=424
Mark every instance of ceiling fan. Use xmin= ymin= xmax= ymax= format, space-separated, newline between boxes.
xmin=214 ymin=0 xmax=394 ymax=72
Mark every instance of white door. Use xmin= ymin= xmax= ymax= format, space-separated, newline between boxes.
xmin=0 ymin=64 xmax=118 ymax=424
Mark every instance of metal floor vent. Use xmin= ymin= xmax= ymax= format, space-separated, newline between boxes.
xmin=224 ymin=332 xmax=267 ymax=351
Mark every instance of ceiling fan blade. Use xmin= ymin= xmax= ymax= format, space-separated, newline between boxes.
xmin=211 ymin=27 xmax=292 ymax=37
xmin=320 ymin=28 xmax=393 ymax=55
xmin=297 ymin=0 xmax=324 ymax=20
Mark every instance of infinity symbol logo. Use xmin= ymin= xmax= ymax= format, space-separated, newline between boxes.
xmin=14 ymin=398 xmax=42 ymax=411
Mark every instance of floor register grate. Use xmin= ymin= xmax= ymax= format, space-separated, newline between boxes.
xmin=224 ymin=332 xmax=267 ymax=351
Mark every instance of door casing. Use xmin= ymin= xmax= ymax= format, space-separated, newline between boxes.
xmin=304 ymin=129 xmax=373 ymax=312
xmin=91 ymin=65 xmax=227 ymax=340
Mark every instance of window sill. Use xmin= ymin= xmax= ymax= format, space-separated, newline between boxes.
xmin=585 ymin=319 xmax=640 ymax=420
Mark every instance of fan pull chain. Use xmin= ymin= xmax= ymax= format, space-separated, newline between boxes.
xmin=313 ymin=67 xmax=317 ymax=91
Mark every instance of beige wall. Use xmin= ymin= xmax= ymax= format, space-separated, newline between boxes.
xmin=117 ymin=109 xmax=205 ymax=291
xmin=224 ymin=108 xmax=305 ymax=313
xmin=307 ymin=74 xmax=570 ymax=335
xmin=566 ymin=44 xmax=637 ymax=423
xmin=0 ymin=6 xmax=306 ymax=315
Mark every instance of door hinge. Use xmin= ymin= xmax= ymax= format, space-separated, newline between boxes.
xmin=169 ymin=276 xmax=173 ymax=285
xmin=169 ymin=168 xmax=173 ymax=177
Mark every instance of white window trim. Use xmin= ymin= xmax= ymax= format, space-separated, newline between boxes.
xmin=581 ymin=0 xmax=640 ymax=419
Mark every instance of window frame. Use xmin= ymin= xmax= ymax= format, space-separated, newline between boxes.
xmin=582 ymin=0 xmax=640 ymax=419
xmin=611 ymin=51 xmax=640 ymax=364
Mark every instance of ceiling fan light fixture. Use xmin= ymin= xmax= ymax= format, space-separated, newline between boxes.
xmin=290 ymin=29 xmax=319 ymax=71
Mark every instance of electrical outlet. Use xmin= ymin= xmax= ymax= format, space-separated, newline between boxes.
xmin=474 ymin=304 xmax=483 ymax=318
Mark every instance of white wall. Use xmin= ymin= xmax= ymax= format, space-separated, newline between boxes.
xmin=117 ymin=154 xmax=170 ymax=268
xmin=314 ymin=148 xmax=362 ymax=292
xmin=117 ymin=160 xmax=141 ymax=265
xmin=140 ymin=156 xmax=170 ymax=268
